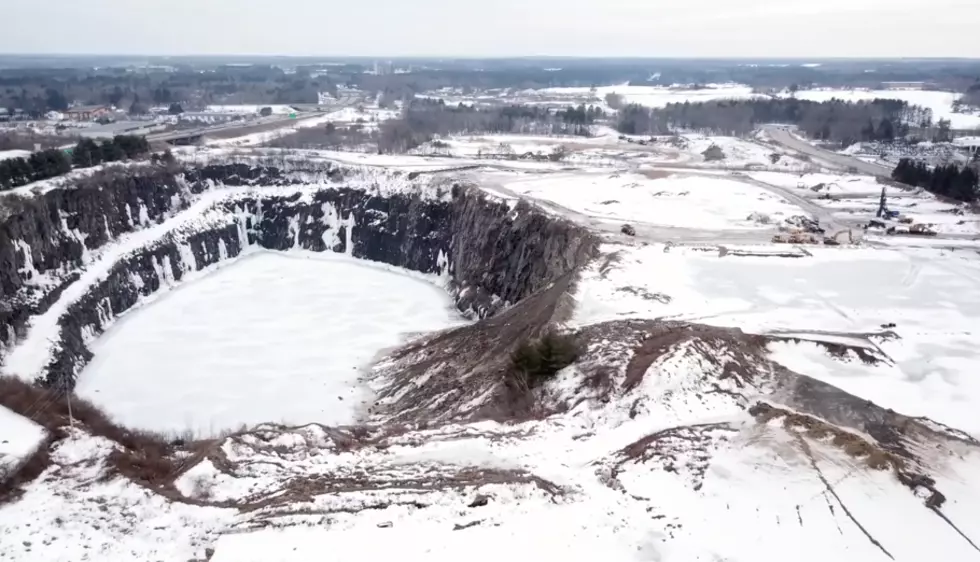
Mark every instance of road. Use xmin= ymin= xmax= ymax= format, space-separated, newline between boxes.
xmin=147 ymin=114 xmax=302 ymax=143
xmin=761 ymin=125 xmax=894 ymax=178
xmin=147 ymin=95 xmax=360 ymax=144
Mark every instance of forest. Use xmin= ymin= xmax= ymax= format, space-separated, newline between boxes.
xmin=616 ymin=97 xmax=937 ymax=147
xmin=891 ymin=158 xmax=979 ymax=203
xmin=0 ymin=135 xmax=153 ymax=190
xmin=0 ymin=65 xmax=336 ymax=116
xmin=5 ymin=56 xmax=978 ymax=117
xmin=375 ymin=99 xmax=603 ymax=153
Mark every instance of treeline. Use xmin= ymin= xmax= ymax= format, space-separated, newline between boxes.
xmin=959 ymin=81 xmax=980 ymax=109
xmin=377 ymin=99 xmax=604 ymax=153
xmin=0 ymin=65 xmax=335 ymax=116
xmin=891 ymin=158 xmax=979 ymax=202
xmin=70 ymin=136 xmax=150 ymax=168
xmin=0 ymin=135 xmax=152 ymax=190
xmin=352 ymin=60 xmax=980 ymax=101
xmin=268 ymin=121 xmax=378 ymax=151
xmin=617 ymin=98 xmax=931 ymax=147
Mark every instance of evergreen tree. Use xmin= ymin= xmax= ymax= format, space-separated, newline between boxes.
xmin=72 ymin=138 xmax=101 ymax=168
xmin=101 ymin=139 xmax=125 ymax=162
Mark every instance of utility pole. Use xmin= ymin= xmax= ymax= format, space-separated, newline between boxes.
xmin=65 ymin=385 xmax=74 ymax=429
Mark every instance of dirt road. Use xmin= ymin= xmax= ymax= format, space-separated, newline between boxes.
xmin=762 ymin=125 xmax=894 ymax=178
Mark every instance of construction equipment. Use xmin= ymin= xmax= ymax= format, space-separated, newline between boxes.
xmin=909 ymin=223 xmax=937 ymax=236
xmin=783 ymin=215 xmax=825 ymax=234
xmin=772 ymin=232 xmax=821 ymax=244
xmin=823 ymin=229 xmax=854 ymax=245
xmin=877 ymin=186 xmax=901 ymax=220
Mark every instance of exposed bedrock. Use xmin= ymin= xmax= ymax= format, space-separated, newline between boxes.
xmin=0 ymin=162 xmax=598 ymax=391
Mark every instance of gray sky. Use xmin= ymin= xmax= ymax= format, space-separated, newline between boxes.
xmin=3 ymin=0 xmax=979 ymax=58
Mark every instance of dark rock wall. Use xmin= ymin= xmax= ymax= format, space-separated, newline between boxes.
xmin=0 ymin=168 xmax=188 ymax=345
xmin=0 ymin=163 xmax=598 ymax=391
xmin=449 ymin=192 xmax=597 ymax=317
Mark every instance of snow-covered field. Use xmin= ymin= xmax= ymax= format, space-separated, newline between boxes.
xmin=572 ymin=242 xmax=980 ymax=433
xmin=76 ymin=252 xmax=463 ymax=435
xmin=0 ymin=406 xmax=45 ymax=477
xmin=412 ymin=130 xmax=818 ymax=172
xmin=498 ymin=171 xmax=806 ymax=231
xmin=474 ymin=82 xmax=980 ymax=132
xmin=530 ymin=83 xmax=760 ymax=110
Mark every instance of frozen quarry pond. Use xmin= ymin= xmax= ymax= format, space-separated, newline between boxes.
xmin=76 ymin=252 xmax=464 ymax=435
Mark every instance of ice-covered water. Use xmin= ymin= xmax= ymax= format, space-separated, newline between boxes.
xmin=76 ymin=252 xmax=464 ymax=435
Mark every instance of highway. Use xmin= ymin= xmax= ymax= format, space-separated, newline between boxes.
xmin=147 ymin=95 xmax=360 ymax=145
xmin=761 ymin=125 xmax=895 ymax=178
xmin=147 ymin=114 xmax=302 ymax=143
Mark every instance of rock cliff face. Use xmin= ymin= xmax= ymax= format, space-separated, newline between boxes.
xmin=0 ymin=162 xmax=598 ymax=391
xmin=0 ymin=168 xmax=188 ymax=346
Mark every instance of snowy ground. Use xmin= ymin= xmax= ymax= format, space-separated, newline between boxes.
xmin=838 ymin=139 xmax=974 ymax=168
xmin=572 ymin=242 xmax=980 ymax=433
xmin=411 ymin=130 xmax=819 ymax=172
xmin=750 ymin=171 xmax=980 ymax=236
xmin=496 ymin=170 xmax=807 ymax=231
xmin=0 ymin=406 xmax=45 ymax=477
xmin=3 ymin=147 xmax=980 ymax=562
xmin=513 ymin=83 xmax=760 ymax=111
xmin=76 ymin=252 xmax=464 ymax=435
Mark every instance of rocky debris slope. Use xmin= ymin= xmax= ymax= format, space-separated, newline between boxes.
xmin=2 ymin=316 xmax=978 ymax=562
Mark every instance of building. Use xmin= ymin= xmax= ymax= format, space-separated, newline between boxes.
xmin=65 ymin=105 xmax=111 ymax=122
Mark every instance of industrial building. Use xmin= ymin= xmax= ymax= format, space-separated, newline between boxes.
xmin=64 ymin=105 xmax=111 ymax=121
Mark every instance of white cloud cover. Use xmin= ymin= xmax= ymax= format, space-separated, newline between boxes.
xmin=2 ymin=0 xmax=979 ymax=57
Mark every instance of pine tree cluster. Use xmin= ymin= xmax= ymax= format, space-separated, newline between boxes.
xmin=892 ymin=158 xmax=979 ymax=202
xmin=0 ymin=135 xmax=153 ymax=191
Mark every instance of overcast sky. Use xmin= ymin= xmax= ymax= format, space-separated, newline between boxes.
xmin=3 ymin=0 xmax=979 ymax=58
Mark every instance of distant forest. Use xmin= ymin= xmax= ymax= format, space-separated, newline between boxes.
xmin=3 ymin=57 xmax=979 ymax=116
xmin=0 ymin=65 xmax=338 ymax=116
xmin=616 ymin=98 xmax=940 ymax=147
xmin=891 ymin=158 xmax=979 ymax=202
xmin=376 ymin=99 xmax=603 ymax=153
xmin=266 ymin=99 xmax=604 ymax=153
